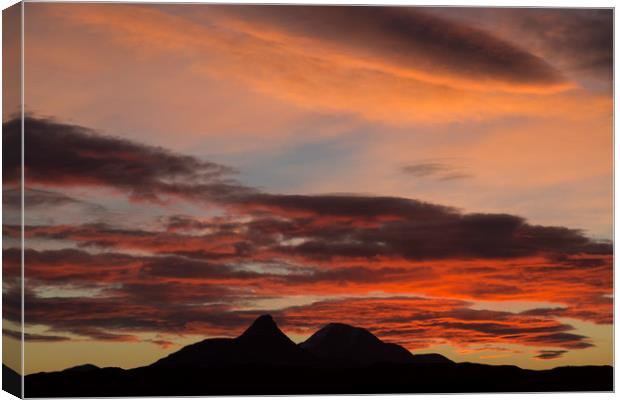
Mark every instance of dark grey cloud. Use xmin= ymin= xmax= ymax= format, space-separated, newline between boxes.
xmin=275 ymin=297 xmax=594 ymax=350
xmin=268 ymin=212 xmax=611 ymax=261
xmin=3 ymin=329 xmax=70 ymax=343
xmin=3 ymin=188 xmax=105 ymax=212
xmin=3 ymin=116 xmax=251 ymax=203
xmin=4 ymin=247 xmax=142 ymax=282
xmin=430 ymin=8 xmax=613 ymax=85
xmin=529 ymin=333 xmax=592 ymax=349
xmin=218 ymin=5 xmax=566 ymax=87
xmin=17 ymin=205 xmax=612 ymax=263
xmin=15 ymin=288 xmax=262 ymax=341
xmin=9 ymin=246 xmax=429 ymax=290
xmin=162 ymin=215 xmax=236 ymax=232
xmin=6 ymin=116 xmax=610 ymax=265
xmin=239 ymin=192 xmax=458 ymax=220
xmin=402 ymin=162 xmax=471 ymax=181
xmin=432 ymin=322 xmax=591 ymax=349
xmin=502 ymin=9 xmax=612 ymax=82
xmin=520 ymin=307 xmax=568 ymax=317
xmin=534 ymin=349 xmax=569 ymax=360
xmin=141 ymin=257 xmax=262 ymax=280
xmin=402 ymin=163 xmax=450 ymax=177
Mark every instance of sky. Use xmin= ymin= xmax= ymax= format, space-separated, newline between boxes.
xmin=1 ymin=4 xmax=613 ymax=374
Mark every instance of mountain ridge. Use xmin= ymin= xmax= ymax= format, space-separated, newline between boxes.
xmin=300 ymin=321 xmax=451 ymax=365
xmin=152 ymin=314 xmax=314 ymax=368
xmin=153 ymin=314 xmax=448 ymax=368
xmin=22 ymin=314 xmax=613 ymax=396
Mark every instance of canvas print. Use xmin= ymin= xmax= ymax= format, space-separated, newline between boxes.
xmin=2 ymin=2 xmax=614 ymax=397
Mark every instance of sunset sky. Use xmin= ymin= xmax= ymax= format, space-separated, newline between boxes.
xmin=2 ymin=4 xmax=613 ymax=374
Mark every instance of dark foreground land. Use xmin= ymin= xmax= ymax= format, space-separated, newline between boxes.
xmin=25 ymin=363 xmax=612 ymax=397
xmin=20 ymin=315 xmax=614 ymax=396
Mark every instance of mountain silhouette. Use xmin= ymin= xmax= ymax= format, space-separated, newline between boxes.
xmin=22 ymin=314 xmax=613 ymax=396
xmin=300 ymin=322 xmax=452 ymax=366
xmin=62 ymin=364 xmax=100 ymax=373
xmin=153 ymin=315 xmax=313 ymax=368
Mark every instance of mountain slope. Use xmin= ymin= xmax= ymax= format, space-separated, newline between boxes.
xmin=300 ymin=322 xmax=452 ymax=365
xmin=152 ymin=315 xmax=313 ymax=367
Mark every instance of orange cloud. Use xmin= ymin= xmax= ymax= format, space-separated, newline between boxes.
xmin=31 ymin=3 xmax=611 ymax=125
xmin=277 ymin=297 xmax=594 ymax=351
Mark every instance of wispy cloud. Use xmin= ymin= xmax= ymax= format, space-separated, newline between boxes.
xmin=401 ymin=161 xmax=471 ymax=181
xmin=534 ymin=349 xmax=569 ymax=360
xmin=3 ymin=188 xmax=105 ymax=213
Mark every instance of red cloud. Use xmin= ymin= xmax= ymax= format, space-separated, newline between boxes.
xmin=3 ymin=117 xmax=611 ymax=361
